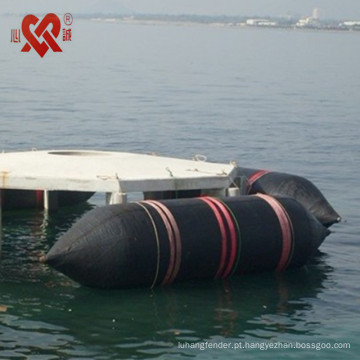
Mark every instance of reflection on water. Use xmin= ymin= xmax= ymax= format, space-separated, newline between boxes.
xmin=0 ymin=203 xmax=94 ymax=283
xmin=0 ymin=206 xmax=333 ymax=359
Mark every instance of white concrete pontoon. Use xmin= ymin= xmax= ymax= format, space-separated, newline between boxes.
xmin=0 ymin=149 xmax=242 ymax=253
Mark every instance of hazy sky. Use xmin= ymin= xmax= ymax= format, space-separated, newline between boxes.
xmin=2 ymin=0 xmax=360 ymax=19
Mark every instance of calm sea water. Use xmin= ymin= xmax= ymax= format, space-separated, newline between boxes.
xmin=0 ymin=16 xmax=359 ymax=359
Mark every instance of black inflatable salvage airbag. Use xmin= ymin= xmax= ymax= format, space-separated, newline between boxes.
xmin=237 ymin=168 xmax=341 ymax=227
xmin=43 ymin=195 xmax=330 ymax=289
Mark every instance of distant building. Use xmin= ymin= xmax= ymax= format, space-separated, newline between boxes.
xmin=312 ymin=8 xmax=320 ymax=20
xmin=296 ymin=17 xmax=320 ymax=28
xmin=246 ymin=19 xmax=277 ymax=27
xmin=341 ymin=20 xmax=360 ymax=28
xmin=296 ymin=8 xmax=321 ymax=28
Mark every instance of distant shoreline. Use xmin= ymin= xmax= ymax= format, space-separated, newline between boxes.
xmin=2 ymin=13 xmax=360 ymax=32
xmin=87 ymin=14 xmax=360 ymax=32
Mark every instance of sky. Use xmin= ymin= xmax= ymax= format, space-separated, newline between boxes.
xmin=2 ymin=0 xmax=360 ymax=20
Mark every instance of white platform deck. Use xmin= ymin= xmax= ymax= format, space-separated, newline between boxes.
xmin=0 ymin=149 xmax=238 ymax=195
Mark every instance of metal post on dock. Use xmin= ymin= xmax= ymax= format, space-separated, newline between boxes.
xmin=106 ymin=192 xmax=127 ymax=205
xmin=0 ymin=190 xmax=2 ymax=259
xmin=44 ymin=191 xmax=59 ymax=212
xmin=226 ymin=175 xmax=248 ymax=196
